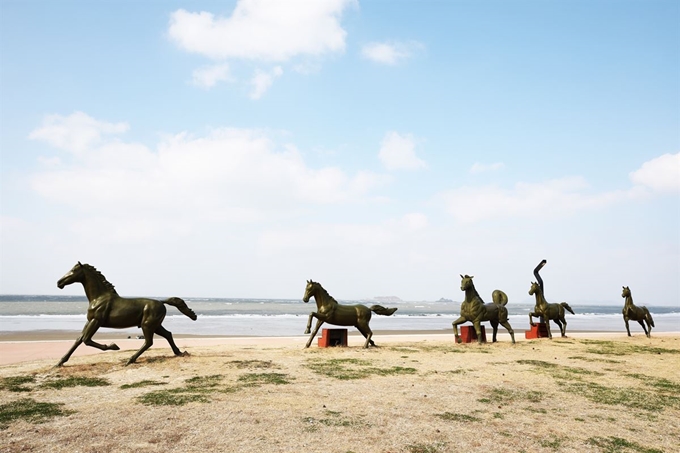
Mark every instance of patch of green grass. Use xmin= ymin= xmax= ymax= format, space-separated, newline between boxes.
xmin=186 ymin=375 xmax=223 ymax=388
xmin=228 ymin=360 xmax=275 ymax=369
xmin=0 ymin=375 xmax=36 ymax=393
xmin=137 ymin=374 xmax=226 ymax=406
xmin=625 ymin=373 xmax=680 ymax=393
xmin=516 ymin=359 xmax=603 ymax=377
xmin=539 ymin=437 xmax=565 ymax=450
xmin=563 ymin=380 xmax=680 ymax=412
xmin=527 ymin=407 xmax=547 ymax=414
xmin=0 ymin=398 xmax=74 ymax=429
xmin=302 ymin=410 xmax=365 ymax=432
xmin=120 ymin=380 xmax=166 ymax=389
xmin=581 ymin=340 xmax=679 ymax=356
xmin=416 ymin=343 xmax=490 ymax=354
xmin=493 ymin=412 xmax=504 ymax=419
xmin=137 ymin=388 xmax=210 ymax=406
xmin=587 ymin=436 xmax=663 ymax=453
xmin=41 ymin=376 xmax=110 ymax=389
xmin=568 ymin=355 xmax=621 ymax=364
xmin=484 ymin=387 xmax=545 ymax=405
xmin=405 ymin=442 xmax=448 ymax=453
xmin=237 ymin=372 xmax=291 ymax=386
xmin=435 ymin=411 xmax=479 ymax=422
xmin=306 ymin=358 xmax=416 ymax=380
xmin=390 ymin=347 xmax=420 ymax=353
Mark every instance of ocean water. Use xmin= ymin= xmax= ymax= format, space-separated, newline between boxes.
xmin=0 ymin=295 xmax=677 ymax=337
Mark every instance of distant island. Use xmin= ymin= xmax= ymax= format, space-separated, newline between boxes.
xmin=437 ymin=298 xmax=454 ymax=303
xmin=373 ymin=296 xmax=403 ymax=303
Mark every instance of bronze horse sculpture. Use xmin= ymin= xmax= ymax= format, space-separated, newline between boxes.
xmin=622 ymin=286 xmax=654 ymax=337
xmin=56 ymin=262 xmax=197 ymax=366
xmin=452 ymin=274 xmax=515 ymax=344
xmin=528 ymin=260 xmax=574 ymax=339
xmin=302 ymin=280 xmax=397 ymax=348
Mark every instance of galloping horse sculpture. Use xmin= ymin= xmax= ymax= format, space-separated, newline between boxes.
xmin=528 ymin=260 xmax=574 ymax=338
xmin=56 ymin=262 xmax=197 ymax=366
xmin=452 ymin=275 xmax=515 ymax=344
xmin=622 ymin=286 xmax=654 ymax=337
xmin=302 ymin=280 xmax=397 ymax=348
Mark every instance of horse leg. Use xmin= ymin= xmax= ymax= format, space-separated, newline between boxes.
xmin=624 ymin=317 xmax=631 ymax=336
xmin=304 ymin=312 xmax=317 ymax=335
xmin=473 ymin=319 xmax=484 ymax=344
xmin=545 ymin=320 xmax=553 ymax=339
xmin=126 ymin=324 xmax=155 ymax=365
xmin=155 ymin=325 xmax=183 ymax=356
xmin=638 ymin=320 xmax=649 ymax=338
xmin=500 ymin=320 xmax=515 ymax=344
xmin=490 ymin=321 xmax=499 ymax=343
xmin=528 ymin=312 xmax=537 ymax=327
xmin=356 ymin=323 xmax=374 ymax=348
xmin=305 ymin=318 xmax=324 ymax=348
xmin=56 ymin=319 xmax=118 ymax=367
xmin=553 ymin=319 xmax=565 ymax=337
xmin=451 ymin=316 xmax=466 ymax=343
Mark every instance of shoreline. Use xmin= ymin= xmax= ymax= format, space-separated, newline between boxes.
xmin=1 ymin=329 xmax=677 ymax=367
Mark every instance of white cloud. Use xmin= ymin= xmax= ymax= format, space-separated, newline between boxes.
xmin=378 ymin=131 xmax=427 ymax=171
xmin=28 ymin=111 xmax=128 ymax=154
xmin=250 ymin=66 xmax=283 ymax=99
xmin=361 ymin=40 xmax=422 ymax=65
xmin=28 ymin=113 xmax=390 ymax=243
xmin=629 ymin=152 xmax=680 ymax=192
xmin=258 ymin=213 xmax=429 ymax=252
xmin=191 ymin=63 xmax=233 ymax=88
xmin=439 ymin=177 xmax=631 ymax=223
xmin=470 ymin=162 xmax=504 ymax=174
xmin=168 ymin=0 xmax=355 ymax=62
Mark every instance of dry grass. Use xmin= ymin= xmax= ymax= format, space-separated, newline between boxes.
xmin=1 ymin=334 xmax=679 ymax=453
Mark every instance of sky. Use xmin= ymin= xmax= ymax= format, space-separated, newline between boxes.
xmin=1 ymin=0 xmax=678 ymax=305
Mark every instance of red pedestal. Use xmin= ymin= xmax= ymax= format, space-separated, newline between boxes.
xmin=458 ymin=325 xmax=487 ymax=343
xmin=318 ymin=328 xmax=348 ymax=347
xmin=525 ymin=323 xmax=550 ymax=339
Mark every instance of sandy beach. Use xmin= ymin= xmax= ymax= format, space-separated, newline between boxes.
xmin=1 ymin=331 xmax=679 ymax=453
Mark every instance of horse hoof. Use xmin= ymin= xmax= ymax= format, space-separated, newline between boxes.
xmin=304 ymin=330 xmax=310 ymax=335
xmin=109 ymin=343 xmax=120 ymax=350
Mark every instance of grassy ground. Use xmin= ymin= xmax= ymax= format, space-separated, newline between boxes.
xmin=1 ymin=334 xmax=678 ymax=453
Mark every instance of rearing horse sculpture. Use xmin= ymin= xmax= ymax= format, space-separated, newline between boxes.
xmin=528 ymin=260 xmax=574 ymax=338
xmin=452 ymin=275 xmax=515 ymax=344
xmin=56 ymin=262 xmax=197 ymax=366
xmin=622 ymin=286 xmax=654 ymax=337
xmin=302 ymin=280 xmax=397 ymax=348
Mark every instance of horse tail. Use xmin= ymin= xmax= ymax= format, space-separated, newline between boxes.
xmin=492 ymin=290 xmax=508 ymax=306
xmin=164 ymin=297 xmax=197 ymax=320
xmin=370 ymin=305 xmax=398 ymax=316
xmin=561 ymin=302 xmax=575 ymax=315
xmin=643 ymin=307 xmax=655 ymax=327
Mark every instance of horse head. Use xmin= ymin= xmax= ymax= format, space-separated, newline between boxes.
xmin=459 ymin=274 xmax=474 ymax=291
xmin=528 ymin=281 xmax=541 ymax=296
xmin=57 ymin=262 xmax=86 ymax=289
xmin=303 ymin=280 xmax=317 ymax=303
xmin=622 ymin=286 xmax=631 ymax=298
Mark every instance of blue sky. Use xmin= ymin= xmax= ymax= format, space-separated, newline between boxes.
xmin=1 ymin=0 xmax=678 ymax=305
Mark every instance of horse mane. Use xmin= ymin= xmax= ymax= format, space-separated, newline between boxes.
xmin=465 ymin=279 xmax=484 ymax=304
xmin=532 ymin=282 xmax=548 ymax=306
xmin=311 ymin=281 xmax=338 ymax=305
xmin=82 ymin=264 xmax=117 ymax=294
